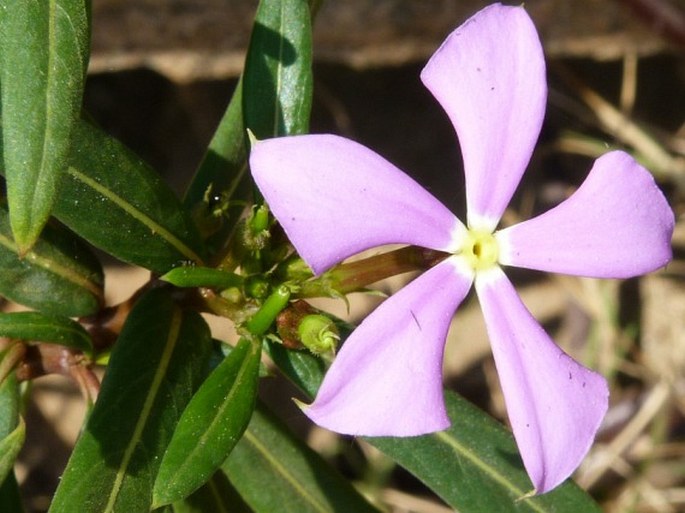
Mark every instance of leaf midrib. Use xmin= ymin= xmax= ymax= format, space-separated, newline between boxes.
xmin=0 ymin=231 xmax=102 ymax=300
xmin=242 ymin=427 xmax=330 ymax=513
xmin=31 ymin=0 xmax=58 ymax=226
xmin=434 ymin=431 xmax=547 ymax=513
xmin=161 ymin=339 xmax=258 ymax=498
xmin=102 ymin=308 xmax=182 ymax=512
xmin=66 ymin=167 xmax=204 ymax=265
xmin=272 ymin=0 xmax=286 ymax=136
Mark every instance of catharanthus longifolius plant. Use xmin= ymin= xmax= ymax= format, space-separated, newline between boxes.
xmin=249 ymin=3 xmax=674 ymax=494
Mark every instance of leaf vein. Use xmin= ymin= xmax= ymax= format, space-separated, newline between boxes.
xmin=66 ymin=167 xmax=204 ymax=265
xmin=434 ymin=431 xmax=547 ymax=513
xmin=0 ymin=232 xmax=102 ymax=300
xmin=102 ymin=308 xmax=182 ymax=512
xmin=242 ymin=428 xmax=330 ymax=513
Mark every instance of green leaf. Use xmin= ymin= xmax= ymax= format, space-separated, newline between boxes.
xmin=171 ymin=472 xmax=251 ymax=513
xmin=0 ymin=372 xmax=22 ymax=489
xmin=52 ymin=119 xmax=207 ymax=273
xmin=243 ymin=0 xmax=313 ymax=138
xmin=263 ymin=339 xmax=326 ymax=399
xmin=0 ymin=369 xmax=20 ymax=437
xmin=0 ymin=0 xmax=90 ymax=252
xmin=0 ymin=418 xmax=24 ymax=487
xmin=263 ymin=314 xmax=353 ymax=398
xmin=223 ymin=403 xmax=380 ymax=513
xmin=153 ymin=337 xmax=261 ymax=507
xmin=183 ymin=78 xmax=252 ymax=252
xmin=161 ymin=266 xmax=243 ymax=290
xmin=49 ymin=287 xmax=213 ymax=513
xmin=368 ymin=390 xmax=603 ymax=513
xmin=0 ymin=205 xmax=103 ymax=316
xmin=0 ymin=311 xmax=92 ymax=356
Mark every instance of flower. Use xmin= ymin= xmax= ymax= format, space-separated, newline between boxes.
xmin=248 ymin=3 xmax=674 ymax=493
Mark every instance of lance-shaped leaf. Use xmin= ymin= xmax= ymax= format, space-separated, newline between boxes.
xmin=0 ymin=311 xmax=92 ymax=356
xmin=183 ymin=79 xmax=252 ymax=252
xmin=0 ymin=371 xmax=23 ymax=511
xmin=184 ymin=78 xmax=246 ymax=209
xmin=0 ymin=205 xmax=103 ymax=317
xmin=49 ymin=287 xmax=213 ymax=513
xmin=52 ymin=119 xmax=207 ymax=273
xmin=264 ymin=338 xmax=328 ymax=399
xmin=152 ymin=337 xmax=261 ymax=507
xmin=0 ymin=0 xmax=90 ymax=252
xmin=0 ymin=368 xmax=26 ymax=488
xmin=368 ymin=390 xmax=603 ymax=513
xmin=243 ymin=0 xmax=313 ymax=138
xmin=0 ymin=418 xmax=24 ymax=487
xmin=0 ymin=361 xmax=21 ymax=437
xmin=184 ymin=0 xmax=320 ymax=253
xmin=223 ymin=403 xmax=380 ymax=513
xmin=0 ymin=113 xmax=205 ymax=274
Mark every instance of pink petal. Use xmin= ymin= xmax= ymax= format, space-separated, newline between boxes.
xmin=421 ymin=4 xmax=547 ymax=230
xmin=475 ymin=268 xmax=608 ymax=493
xmin=497 ymin=151 xmax=674 ymax=278
xmin=250 ymin=135 xmax=464 ymax=275
xmin=303 ymin=258 xmax=474 ymax=436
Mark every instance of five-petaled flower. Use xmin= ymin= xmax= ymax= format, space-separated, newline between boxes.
xmin=249 ymin=3 xmax=674 ymax=494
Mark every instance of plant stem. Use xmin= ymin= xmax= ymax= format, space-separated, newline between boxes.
xmin=297 ymin=246 xmax=449 ymax=298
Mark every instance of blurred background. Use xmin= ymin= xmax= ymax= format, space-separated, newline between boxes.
xmin=16 ymin=1 xmax=685 ymax=512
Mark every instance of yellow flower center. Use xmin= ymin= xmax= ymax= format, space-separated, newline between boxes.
xmin=461 ymin=229 xmax=499 ymax=271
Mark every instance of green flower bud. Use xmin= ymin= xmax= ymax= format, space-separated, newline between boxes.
xmin=276 ymin=256 xmax=313 ymax=282
xmin=244 ymin=276 xmax=271 ymax=299
xmin=297 ymin=315 xmax=339 ymax=355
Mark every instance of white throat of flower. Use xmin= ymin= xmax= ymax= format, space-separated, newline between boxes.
xmin=459 ymin=229 xmax=499 ymax=271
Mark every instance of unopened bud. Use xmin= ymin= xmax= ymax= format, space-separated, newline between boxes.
xmin=297 ymin=315 xmax=339 ymax=355
xmin=244 ymin=276 xmax=270 ymax=299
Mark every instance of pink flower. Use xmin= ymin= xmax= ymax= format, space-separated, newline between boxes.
xmin=249 ymin=3 xmax=674 ymax=493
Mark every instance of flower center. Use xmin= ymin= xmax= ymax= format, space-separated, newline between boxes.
xmin=460 ymin=229 xmax=499 ymax=271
